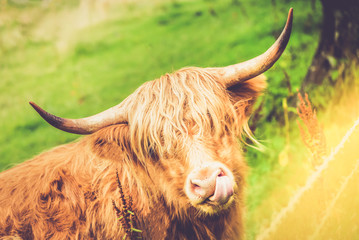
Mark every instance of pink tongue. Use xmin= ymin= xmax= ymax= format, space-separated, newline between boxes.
xmin=209 ymin=176 xmax=234 ymax=204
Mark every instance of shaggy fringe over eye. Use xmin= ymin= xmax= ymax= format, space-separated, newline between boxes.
xmin=124 ymin=67 xmax=250 ymax=162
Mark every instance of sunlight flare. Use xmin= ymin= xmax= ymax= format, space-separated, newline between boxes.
xmin=309 ymin=159 xmax=359 ymax=240
xmin=256 ymin=117 xmax=359 ymax=240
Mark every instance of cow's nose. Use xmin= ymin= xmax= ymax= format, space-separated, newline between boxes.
xmin=189 ymin=167 xmax=234 ymax=204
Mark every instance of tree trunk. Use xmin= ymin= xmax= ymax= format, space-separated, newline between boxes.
xmin=301 ymin=0 xmax=359 ymax=92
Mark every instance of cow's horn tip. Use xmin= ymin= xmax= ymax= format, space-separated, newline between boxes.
xmin=29 ymin=101 xmax=43 ymax=113
xmin=288 ymin=8 xmax=293 ymax=19
xmin=29 ymin=101 xmax=38 ymax=110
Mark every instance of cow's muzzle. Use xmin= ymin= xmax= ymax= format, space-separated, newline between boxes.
xmin=185 ymin=163 xmax=235 ymax=207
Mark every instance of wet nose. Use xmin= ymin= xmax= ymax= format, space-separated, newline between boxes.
xmin=189 ymin=166 xmax=234 ymax=204
xmin=191 ymin=168 xmax=222 ymax=198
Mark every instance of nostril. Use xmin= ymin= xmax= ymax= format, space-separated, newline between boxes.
xmin=218 ymin=170 xmax=225 ymax=177
xmin=190 ymin=180 xmax=208 ymax=198
xmin=192 ymin=184 xmax=201 ymax=194
xmin=192 ymin=183 xmax=200 ymax=190
xmin=190 ymin=179 xmax=202 ymax=187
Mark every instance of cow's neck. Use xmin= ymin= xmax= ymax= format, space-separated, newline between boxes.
xmin=134 ymin=195 xmax=235 ymax=239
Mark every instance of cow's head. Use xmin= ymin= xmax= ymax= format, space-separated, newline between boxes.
xmin=30 ymin=9 xmax=292 ymax=216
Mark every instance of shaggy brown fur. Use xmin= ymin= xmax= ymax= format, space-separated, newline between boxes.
xmin=0 ymin=67 xmax=266 ymax=239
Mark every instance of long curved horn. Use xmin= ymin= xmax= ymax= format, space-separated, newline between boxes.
xmin=29 ymin=101 xmax=128 ymax=135
xmin=209 ymin=8 xmax=293 ymax=88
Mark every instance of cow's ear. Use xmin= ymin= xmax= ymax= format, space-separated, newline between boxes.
xmin=227 ymin=74 xmax=267 ymax=117
xmin=89 ymin=124 xmax=132 ymax=161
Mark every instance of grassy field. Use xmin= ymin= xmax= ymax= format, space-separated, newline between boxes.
xmin=2 ymin=0 xmax=358 ymax=239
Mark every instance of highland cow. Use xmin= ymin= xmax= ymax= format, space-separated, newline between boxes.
xmin=0 ymin=9 xmax=292 ymax=240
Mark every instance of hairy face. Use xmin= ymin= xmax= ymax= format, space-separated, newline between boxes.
xmin=117 ymin=67 xmax=263 ymax=215
xmin=149 ymin=133 xmax=246 ymax=216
